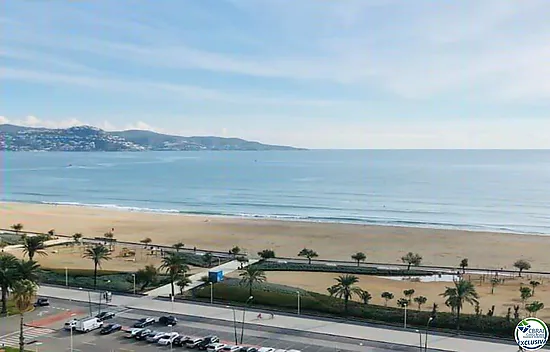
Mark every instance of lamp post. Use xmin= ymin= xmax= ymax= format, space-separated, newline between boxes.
xmin=132 ymin=274 xmax=136 ymax=295
xmin=240 ymin=296 xmax=253 ymax=344
xmin=168 ymin=324 xmax=173 ymax=351
xmin=296 ymin=291 xmax=301 ymax=315
xmin=424 ymin=317 xmax=433 ymax=351
xmin=415 ymin=329 xmax=422 ymax=351
xmin=65 ymin=267 xmax=68 ymax=288
xmin=69 ymin=313 xmax=76 ymax=352
xmin=210 ymin=282 xmax=213 ymax=304
xmin=227 ymin=306 xmax=238 ymax=344
xmin=404 ymin=302 xmax=408 ymax=329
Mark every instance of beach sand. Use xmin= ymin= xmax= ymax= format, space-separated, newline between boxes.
xmin=1 ymin=202 xmax=549 ymax=271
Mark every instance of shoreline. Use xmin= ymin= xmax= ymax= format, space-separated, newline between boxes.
xmin=2 ymin=201 xmax=550 ymax=271
xmin=2 ymin=199 xmax=547 ymax=237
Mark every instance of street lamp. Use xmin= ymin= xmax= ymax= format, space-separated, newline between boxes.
xmin=210 ymin=282 xmax=213 ymax=304
xmin=404 ymin=302 xmax=408 ymax=329
xmin=69 ymin=313 xmax=77 ymax=352
xmin=240 ymin=296 xmax=254 ymax=344
xmin=296 ymin=291 xmax=301 ymax=315
xmin=226 ymin=305 xmax=238 ymax=344
xmin=168 ymin=324 xmax=173 ymax=351
xmin=424 ymin=317 xmax=433 ymax=351
xmin=415 ymin=329 xmax=422 ymax=351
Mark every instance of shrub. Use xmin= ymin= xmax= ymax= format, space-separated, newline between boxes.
xmin=250 ymin=262 xmax=432 ymax=276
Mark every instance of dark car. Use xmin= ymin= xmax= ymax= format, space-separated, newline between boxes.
xmin=134 ymin=328 xmax=152 ymax=340
xmin=134 ymin=317 xmax=155 ymax=328
xmin=159 ymin=315 xmax=178 ymax=326
xmin=241 ymin=348 xmax=258 ymax=352
xmin=100 ymin=323 xmax=122 ymax=335
xmin=174 ymin=335 xmax=193 ymax=347
xmin=198 ymin=336 xmax=220 ymax=350
xmin=96 ymin=311 xmax=116 ymax=321
xmin=33 ymin=298 xmax=50 ymax=307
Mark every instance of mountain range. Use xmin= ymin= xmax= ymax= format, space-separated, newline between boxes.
xmin=0 ymin=124 xmax=302 ymax=152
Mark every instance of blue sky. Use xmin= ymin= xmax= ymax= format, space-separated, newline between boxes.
xmin=2 ymin=0 xmax=550 ymax=148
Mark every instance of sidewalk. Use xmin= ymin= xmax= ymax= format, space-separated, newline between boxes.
xmin=144 ymin=259 xmax=259 ymax=296
xmin=37 ymin=285 xmax=520 ymax=352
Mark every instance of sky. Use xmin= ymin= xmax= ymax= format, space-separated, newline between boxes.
xmin=2 ymin=0 xmax=550 ymax=149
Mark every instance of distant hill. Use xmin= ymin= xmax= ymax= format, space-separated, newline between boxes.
xmin=0 ymin=124 xmax=302 ymax=152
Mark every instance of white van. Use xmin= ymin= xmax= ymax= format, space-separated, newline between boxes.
xmin=75 ymin=317 xmax=103 ymax=333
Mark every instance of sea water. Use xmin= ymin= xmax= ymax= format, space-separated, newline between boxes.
xmin=1 ymin=150 xmax=550 ymax=234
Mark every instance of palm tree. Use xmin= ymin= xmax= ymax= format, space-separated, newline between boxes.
xmin=397 ymin=298 xmax=409 ymax=308
xmin=526 ymin=301 xmax=545 ymax=317
xmin=72 ymin=233 xmax=83 ymax=245
xmin=351 ymin=252 xmax=366 ymax=267
xmin=230 ymin=246 xmax=241 ymax=258
xmin=22 ymin=236 xmax=47 ymax=261
xmin=381 ymin=292 xmax=394 ymax=306
xmin=530 ymin=280 xmax=541 ymax=295
xmin=403 ymin=288 xmax=415 ymax=302
xmin=520 ymin=287 xmax=532 ymax=307
xmin=177 ymin=275 xmax=193 ymax=295
xmin=298 ymin=248 xmax=318 ymax=264
xmin=160 ymin=252 xmax=189 ymax=298
xmin=135 ymin=265 xmax=158 ymax=291
xmin=140 ymin=237 xmax=152 ymax=248
xmin=414 ymin=296 xmax=427 ymax=310
xmin=203 ymin=252 xmax=214 ymax=267
xmin=16 ymin=260 xmax=40 ymax=284
xmin=401 ymin=252 xmax=422 ymax=270
xmin=257 ymin=249 xmax=276 ymax=260
xmin=328 ymin=275 xmax=362 ymax=313
xmin=0 ymin=253 xmax=19 ymax=314
xmin=490 ymin=277 xmax=500 ymax=294
xmin=239 ymin=266 xmax=266 ymax=297
xmin=173 ymin=242 xmax=185 ymax=252
xmin=103 ymin=232 xmax=114 ymax=249
xmin=359 ymin=290 xmax=372 ymax=305
xmin=440 ymin=279 xmax=479 ymax=330
xmin=82 ymin=244 xmax=111 ymax=290
xmin=11 ymin=223 xmax=23 ymax=235
xmin=459 ymin=258 xmax=468 ymax=274
xmin=12 ymin=279 xmax=37 ymax=352
xmin=46 ymin=229 xmax=55 ymax=239
xmin=514 ymin=259 xmax=531 ymax=277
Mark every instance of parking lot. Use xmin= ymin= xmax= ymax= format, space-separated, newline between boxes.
xmin=0 ymin=298 xmax=426 ymax=352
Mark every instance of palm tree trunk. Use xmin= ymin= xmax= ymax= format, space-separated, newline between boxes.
xmin=170 ymin=279 xmax=175 ymax=298
xmin=249 ymin=283 xmax=252 ymax=297
xmin=456 ymin=305 xmax=461 ymax=331
xmin=29 ymin=252 xmax=34 ymax=261
xmin=1 ymin=285 xmax=8 ymax=315
xmin=344 ymin=297 xmax=348 ymax=314
xmin=308 ymin=257 xmax=311 ymax=264
xmin=407 ymin=263 xmax=411 ymax=270
xmin=19 ymin=312 xmax=24 ymax=352
xmin=93 ymin=262 xmax=98 ymax=290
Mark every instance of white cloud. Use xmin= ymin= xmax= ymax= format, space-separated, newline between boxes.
xmin=0 ymin=116 xmax=85 ymax=129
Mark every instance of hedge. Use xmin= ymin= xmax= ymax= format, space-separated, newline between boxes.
xmin=194 ymin=280 xmax=518 ymax=338
xmin=250 ymin=261 xmax=433 ymax=276
xmin=37 ymin=269 xmax=170 ymax=293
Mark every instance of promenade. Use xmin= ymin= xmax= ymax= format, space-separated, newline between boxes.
xmin=38 ymin=285 xmax=521 ymax=352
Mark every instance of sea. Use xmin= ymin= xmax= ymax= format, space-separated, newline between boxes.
xmin=1 ymin=150 xmax=550 ymax=235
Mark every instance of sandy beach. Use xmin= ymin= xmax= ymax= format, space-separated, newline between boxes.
xmin=1 ymin=202 xmax=549 ymax=271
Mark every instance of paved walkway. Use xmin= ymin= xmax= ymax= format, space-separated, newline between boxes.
xmin=37 ymin=285 xmax=520 ymax=352
xmin=144 ymin=259 xmax=259 ymax=296
xmin=3 ymin=238 xmax=73 ymax=252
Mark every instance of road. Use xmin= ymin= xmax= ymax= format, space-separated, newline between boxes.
xmin=0 ymin=298 xmax=428 ymax=352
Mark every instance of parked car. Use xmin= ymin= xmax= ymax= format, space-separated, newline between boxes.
xmin=64 ymin=319 xmax=78 ymax=331
xmin=34 ymin=298 xmax=49 ymax=307
xmin=287 ymin=350 xmax=302 ymax=352
xmin=174 ymin=335 xmax=194 ymax=347
xmin=134 ymin=317 xmax=156 ymax=328
xmin=198 ymin=336 xmax=220 ymax=350
xmin=100 ymin=323 xmax=122 ymax=335
xmin=187 ymin=337 xmax=204 ymax=349
xmin=274 ymin=349 xmax=287 ymax=352
xmin=258 ymin=348 xmax=275 ymax=352
xmin=125 ymin=328 xmax=144 ymax=338
xmin=158 ymin=332 xmax=180 ymax=345
xmin=222 ymin=345 xmax=241 ymax=352
xmin=146 ymin=331 xmax=167 ymax=343
xmin=134 ymin=329 xmax=153 ymax=340
xmin=96 ymin=311 xmax=116 ymax=321
xmin=207 ymin=343 xmax=226 ymax=352
xmin=159 ymin=315 xmax=178 ymax=326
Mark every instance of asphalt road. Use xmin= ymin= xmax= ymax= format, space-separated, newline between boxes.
xmin=0 ymin=298 xmax=432 ymax=352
